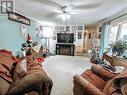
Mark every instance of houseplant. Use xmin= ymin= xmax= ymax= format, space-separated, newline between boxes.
xmin=112 ymin=40 xmax=127 ymax=57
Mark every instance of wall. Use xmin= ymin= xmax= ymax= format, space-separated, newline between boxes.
xmin=84 ymin=25 xmax=101 ymax=52
xmin=0 ymin=15 xmax=39 ymax=55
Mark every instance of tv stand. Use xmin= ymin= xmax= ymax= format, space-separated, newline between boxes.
xmin=56 ymin=43 xmax=75 ymax=56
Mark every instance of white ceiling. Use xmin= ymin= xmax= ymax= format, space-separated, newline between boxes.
xmin=15 ymin=0 xmax=127 ymax=25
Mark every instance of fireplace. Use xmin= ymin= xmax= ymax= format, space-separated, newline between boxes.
xmin=56 ymin=43 xmax=75 ymax=56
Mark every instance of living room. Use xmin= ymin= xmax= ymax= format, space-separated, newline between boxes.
xmin=0 ymin=0 xmax=127 ymax=95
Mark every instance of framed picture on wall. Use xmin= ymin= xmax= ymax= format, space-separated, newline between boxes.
xmin=55 ymin=26 xmax=59 ymax=31
xmin=53 ymin=31 xmax=56 ymax=35
xmin=98 ymin=34 xmax=101 ymax=39
xmin=66 ymin=26 xmax=70 ymax=31
xmin=78 ymin=26 xmax=83 ymax=30
xmin=72 ymin=26 xmax=77 ymax=31
xmin=78 ymin=32 xmax=82 ymax=39
xmin=60 ymin=26 xmax=64 ymax=31
xmin=53 ymin=36 xmax=56 ymax=40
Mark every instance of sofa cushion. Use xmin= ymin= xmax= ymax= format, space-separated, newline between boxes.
xmin=0 ymin=49 xmax=16 ymax=84
xmin=81 ymin=69 xmax=106 ymax=91
xmin=7 ymin=72 xmax=53 ymax=95
xmin=0 ymin=77 xmax=10 ymax=95
xmin=91 ymin=64 xmax=119 ymax=80
xmin=13 ymin=58 xmax=27 ymax=81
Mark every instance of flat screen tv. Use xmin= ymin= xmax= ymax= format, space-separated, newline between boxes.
xmin=57 ymin=33 xmax=74 ymax=43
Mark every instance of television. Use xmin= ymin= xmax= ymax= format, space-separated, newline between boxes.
xmin=57 ymin=33 xmax=74 ymax=43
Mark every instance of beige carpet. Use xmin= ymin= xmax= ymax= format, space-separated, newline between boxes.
xmin=43 ymin=55 xmax=91 ymax=95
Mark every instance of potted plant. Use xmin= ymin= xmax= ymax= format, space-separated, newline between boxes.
xmin=112 ymin=40 xmax=127 ymax=57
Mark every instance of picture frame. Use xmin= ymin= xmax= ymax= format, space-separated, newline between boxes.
xmin=78 ymin=32 xmax=82 ymax=39
xmin=78 ymin=26 xmax=83 ymax=30
xmin=55 ymin=26 xmax=59 ymax=31
xmin=72 ymin=26 xmax=77 ymax=31
xmin=53 ymin=31 xmax=56 ymax=35
xmin=66 ymin=26 xmax=70 ymax=31
xmin=1 ymin=1 xmax=13 ymax=14
xmin=98 ymin=34 xmax=101 ymax=39
xmin=8 ymin=12 xmax=30 ymax=25
xmin=53 ymin=36 xmax=56 ymax=40
xmin=60 ymin=26 xmax=64 ymax=31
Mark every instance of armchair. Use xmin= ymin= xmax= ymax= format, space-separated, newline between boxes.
xmin=73 ymin=64 xmax=127 ymax=95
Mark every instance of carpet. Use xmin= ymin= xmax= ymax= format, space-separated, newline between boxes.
xmin=43 ymin=55 xmax=91 ymax=95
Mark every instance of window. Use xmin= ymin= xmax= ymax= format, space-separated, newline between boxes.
xmin=43 ymin=26 xmax=53 ymax=37
xmin=109 ymin=25 xmax=119 ymax=44
xmin=119 ymin=23 xmax=127 ymax=41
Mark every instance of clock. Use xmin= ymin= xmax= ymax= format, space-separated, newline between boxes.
xmin=20 ymin=24 xmax=27 ymax=38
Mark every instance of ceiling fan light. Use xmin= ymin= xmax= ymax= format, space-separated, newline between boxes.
xmin=66 ymin=14 xmax=71 ymax=20
xmin=58 ymin=14 xmax=71 ymax=21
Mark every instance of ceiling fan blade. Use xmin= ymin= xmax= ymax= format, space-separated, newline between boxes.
xmin=46 ymin=12 xmax=59 ymax=18
xmin=53 ymin=10 xmax=63 ymax=13
xmin=73 ymin=3 xmax=101 ymax=10
xmin=30 ymin=0 xmax=61 ymax=7
xmin=68 ymin=12 xmax=80 ymax=15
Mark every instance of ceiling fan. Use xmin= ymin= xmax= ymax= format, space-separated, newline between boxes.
xmin=31 ymin=0 xmax=101 ymax=20
xmin=50 ymin=5 xmax=79 ymax=21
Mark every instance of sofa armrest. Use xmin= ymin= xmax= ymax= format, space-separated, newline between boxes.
xmin=91 ymin=64 xmax=119 ymax=80
xmin=120 ymin=78 xmax=127 ymax=95
xmin=73 ymin=75 xmax=105 ymax=95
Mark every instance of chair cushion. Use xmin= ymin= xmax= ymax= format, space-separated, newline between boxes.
xmin=91 ymin=64 xmax=119 ymax=80
xmin=81 ymin=69 xmax=106 ymax=91
xmin=103 ymin=79 xmax=118 ymax=95
xmin=112 ymin=69 xmax=127 ymax=89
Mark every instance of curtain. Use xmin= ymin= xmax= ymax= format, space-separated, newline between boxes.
xmin=100 ymin=22 xmax=110 ymax=55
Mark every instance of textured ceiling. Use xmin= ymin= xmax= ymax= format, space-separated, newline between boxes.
xmin=15 ymin=0 xmax=127 ymax=25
